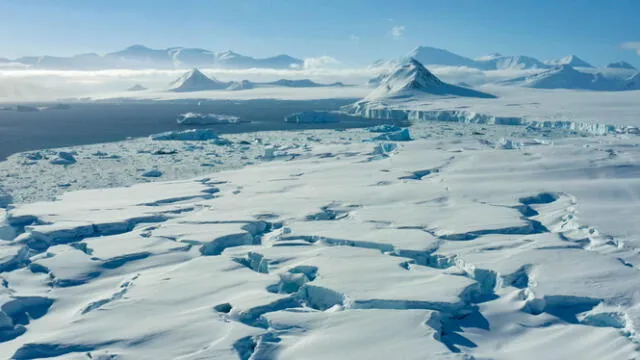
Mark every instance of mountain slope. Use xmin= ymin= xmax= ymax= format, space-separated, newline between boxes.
xmin=364 ymin=58 xmax=496 ymax=100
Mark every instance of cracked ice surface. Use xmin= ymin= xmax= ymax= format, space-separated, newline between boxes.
xmin=1 ymin=124 xmax=640 ymax=359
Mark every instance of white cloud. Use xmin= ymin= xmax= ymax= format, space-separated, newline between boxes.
xmin=350 ymin=34 xmax=360 ymax=41
xmin=303 ymin=56 xmax=340 ymax=69
xmin=621 ymin=42 xmax=640 ymax=56
xmin=390 ymin=26 xmax=405 ymax=40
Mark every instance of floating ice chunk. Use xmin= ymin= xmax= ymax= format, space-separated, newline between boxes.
xmin=49 ymin=151 xmax=77 ymax=165
xmin=151 ymin=149 xmax=178 ymax=155
xmin=367 ymin=124 xmax=402 ymax=133
xmin=0 ymin=188 xmax=11 ymax=208
xmin=260 ymin=146 xmax=292 ymax=161
xmin=211 ymin=138 xmax=233 ymax=146
xmin=52 ymin=103 xmax=71 ymax=110
xmin=262 ymin=147 xmax=276 ymax=161
xmin=284 ymin=111 xmax=341 ymax=124
xmin=176 ymin=112 xmax=243 ymax=125
xmin=372 ymin=128 xmax=412 ymax=141
xmin=371 ymin=143 xmax=398 ymax=156
xmin=141 ymin=169 xmax=163 ymax=178
xmin=22 ymin=152 xmax=43 ymax=161
xmin=498 ymin=137 xmax=524 ymax=150
xmin=150 ymin=129 xmax=220 ymax=141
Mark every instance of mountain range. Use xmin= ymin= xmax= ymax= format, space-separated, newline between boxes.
xmin=502 ymin=65 xmax=640 ymax=91
xmin=2 ymin=44 xmax=637 ymax=73
xmin=385 ymin=46 xmax=632 ymax=71
xmin=4 ymin=45 xmax=304 ymax=70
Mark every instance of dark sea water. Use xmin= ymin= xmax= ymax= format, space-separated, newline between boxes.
xmin=0 ymin=99 xmax=405 ymax=160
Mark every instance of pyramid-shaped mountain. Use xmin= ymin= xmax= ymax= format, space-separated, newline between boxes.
xmin=169 ymin=68 xmax=229 ymax=92
xmin=365 ymin=58 xmax=496 ymax=100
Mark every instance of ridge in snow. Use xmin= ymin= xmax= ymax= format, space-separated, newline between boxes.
xmin=363 ymin=58 xmax=496 ymax=100
xmin=606 ymin=61 xmax=637 ymax=70
xmin=169 ymin=68 xmax=229 ymax=92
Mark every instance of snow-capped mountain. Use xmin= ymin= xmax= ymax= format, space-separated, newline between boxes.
xmin=5 ymin=45 xmax=304 ymax=70
xmin=169 ymin=69 xmax=229 ymax=92
xmin=400 ymin=46 xmax=551 ymax=70
xmin=475 ymin=54 xmax=549 ymax=70
xmin=606 ymin=61 xmax=637 ymax=70
xmin=544 ymin=55 xmax=594 ymax=68
xmin=363 ymin=58 xmax=496 ymax=100
xmin=505 ymin=65 xmax=640 ymax=91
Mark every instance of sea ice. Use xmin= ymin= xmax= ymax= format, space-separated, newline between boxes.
xmin=150 ymin=129 xmax=222 ymax=141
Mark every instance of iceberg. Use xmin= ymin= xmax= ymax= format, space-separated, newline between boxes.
xmin=176 ymin=112 xmax=243 ymax=125
xmin=372 ymin=128 xmax=412 ymax=142
xmin=49 ymin=152 xmax=77 ymax=165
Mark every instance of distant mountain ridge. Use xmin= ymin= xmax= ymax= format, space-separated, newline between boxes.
xmin=168 ymin=69 xmax=348 ymax=92
xmin=502 ymin=65 xmax=640 ymax=91
xmin=6 ymin=45 xmax=304 ymax=70
xmin=378 ymin=46 xmax=630 ymax=71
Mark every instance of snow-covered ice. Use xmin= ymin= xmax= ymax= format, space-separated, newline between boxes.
xmin=1 ymin=112 xmax=640 ymax=358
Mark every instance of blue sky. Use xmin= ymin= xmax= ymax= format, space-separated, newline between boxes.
xmin=1 ymin=0 xmax=639 ymax=67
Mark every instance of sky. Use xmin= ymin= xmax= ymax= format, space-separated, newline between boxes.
xmin=1 ymin=0 xmax=639 ymax=67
